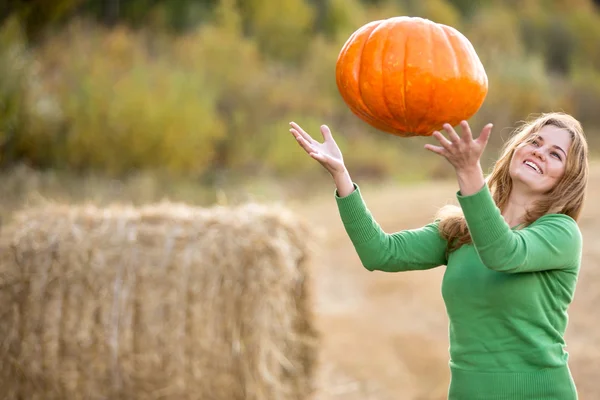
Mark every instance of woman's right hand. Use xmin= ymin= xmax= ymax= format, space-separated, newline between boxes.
xmin=289 ymin=121 xmax=346 ymax=177
xmin=289 ymin=121 xmax=355 ymax=197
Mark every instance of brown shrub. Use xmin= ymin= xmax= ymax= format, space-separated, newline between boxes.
xmin=0 ymin=201 xmax=318 ymax=400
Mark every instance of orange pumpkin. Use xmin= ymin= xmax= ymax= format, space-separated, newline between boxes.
xmin=335 ymin=17 xmax=488 ymax=137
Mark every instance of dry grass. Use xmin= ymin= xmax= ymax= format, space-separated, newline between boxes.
xmin=0 ymin=201 xmax=318 ymax=400
xmin=1 ymin=162 xmax=599 ymax=400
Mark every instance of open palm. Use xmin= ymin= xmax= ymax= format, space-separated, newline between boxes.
xmin=289 ymin=122 xmax=346 ymax=176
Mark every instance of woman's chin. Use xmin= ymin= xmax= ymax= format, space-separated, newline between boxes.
xmin=510 ymin=174 xmax=545 ymax=194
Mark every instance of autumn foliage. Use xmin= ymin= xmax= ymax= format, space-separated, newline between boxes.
xmin=1 ymin=0 xmax=600 ymax=182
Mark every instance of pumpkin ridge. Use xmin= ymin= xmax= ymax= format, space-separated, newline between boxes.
xmin=402 ymin=24 xmax=410 ymax=133
xmin=444 ymin=25 xmax=483 ymax=125
xmin=440 ymin=24 xmax=461 ymax=129
xmin=379 ymin=20 xmax=402 ymax=132
xmin=336 ymin=21 xmax=391 ymax=132
xmin=350 ymin=22 xmax=381 ymax=127
xmin=355 ymin=22 xmax=395 ymax=132
xmin=341 ymin=24 xmax=366 ymax=114
xmin=342 ymin=21 xmax=398 ymax=131
xmin=442 ymin=25 xmax=460 ymax=81
xmin=419 ymin=21 xmax=436 ymax=135
xmin=452 ymin=26 xmax=488 ymax=118
xmin=357 ymin=22 xmax=384 ymax=127
xmin=381 ymin=17 xmax=410 ymax=135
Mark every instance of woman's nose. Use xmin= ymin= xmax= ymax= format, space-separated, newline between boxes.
xmin=533 ymin=148 xmax=546 ymax=161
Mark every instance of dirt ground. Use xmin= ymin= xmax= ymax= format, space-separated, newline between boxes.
xmin=1 ymin=163 xmax=598 ymax=400
xmin=289 ymin=165 xmax=600 ymax=400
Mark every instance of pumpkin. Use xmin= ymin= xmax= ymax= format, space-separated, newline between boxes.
xmin=335 ymin=17 xmax=488 ymax=137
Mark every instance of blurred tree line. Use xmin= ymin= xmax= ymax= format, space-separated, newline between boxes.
xmin=1 ymin=0 xmax=600 ymax=183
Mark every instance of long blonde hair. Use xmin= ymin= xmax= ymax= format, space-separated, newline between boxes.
xmin=436 ymin=112 xmax=589 ymax=254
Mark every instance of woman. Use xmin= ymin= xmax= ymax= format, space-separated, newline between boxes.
xmin=289 ymin=112 xmax=589 ymax=399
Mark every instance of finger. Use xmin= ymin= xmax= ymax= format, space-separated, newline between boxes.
xmin=476 ymin=123 xmax=493 ymax=146
xmin=290 ymin=123 xmax=315 ymax=144
xmin=290 ymin=122 xmax=317 ymax=144
xmin=424 ymin=143 xmax=448 ymax=157
xmin=291 ymin=129 xmax=317 ymax=154
xmin=432 ymin=130 xmax=453 ymax=151
xmin=289 ymin=127 xmax=301 ymax=141
xmin=457 ymin=120 xmax=474 ymax=142
xmin=320 ymin=125 xmax=334 ymax=142
xmin=443 ymin=123 xmax=461 ymax=144
xmin=290 ymin=128 xmax=307 ymax=143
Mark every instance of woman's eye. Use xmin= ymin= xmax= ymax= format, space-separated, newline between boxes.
xmin=551 ymin=152 xmax=561 ymax=160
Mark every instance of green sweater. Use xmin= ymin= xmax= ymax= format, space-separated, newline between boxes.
xmin=335 ymin=182 xmax=582 ymax=400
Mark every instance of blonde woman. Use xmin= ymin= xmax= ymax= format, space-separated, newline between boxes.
xmin=289 ymin=112 xmax=588 ymax=399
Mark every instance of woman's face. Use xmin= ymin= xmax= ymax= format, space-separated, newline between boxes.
xmin=509 ymin=125 xmax=572 ymax=195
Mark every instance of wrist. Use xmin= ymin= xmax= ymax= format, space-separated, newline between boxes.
xmin=456 ymin=163 xmax=483 ymax=178
xmin=455 ymin=164 xmax=485 ymax=196
xmin=333 ymin=168 xmax=354 ymax=198
xmin=332 ymin=167 xmax=349 ymax=180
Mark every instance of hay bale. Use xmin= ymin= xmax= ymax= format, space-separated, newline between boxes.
xmin=0 ymin=201 xmax=318 ymax=400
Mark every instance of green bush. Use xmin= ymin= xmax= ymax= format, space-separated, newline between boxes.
xmin=1 ymin=0 xmax=600 ymax=184
xmin=19 ymin=22 xmax=229 ymax=176
xmin=0 ymin=17 xmax=29 ymax=165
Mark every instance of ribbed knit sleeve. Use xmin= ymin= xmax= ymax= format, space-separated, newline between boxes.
xmin=335 ymin=183 xmax=448 ymax=272
xmin=457 ymin=183 xmax=582 ymax=273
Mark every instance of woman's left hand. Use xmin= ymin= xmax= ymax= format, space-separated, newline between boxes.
xmin=425 ymin=120 xmax=493 ymax=196
xmin=424 ymin=120 xmax=493 ymax=174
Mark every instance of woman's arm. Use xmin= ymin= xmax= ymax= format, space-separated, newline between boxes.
xmin=424 ymin=120 xmax=581 ymax=273
xmin=457 ymin=184 xmax=581 ymax=273
xmin=336 ymin=182 xmax=448 ymax=272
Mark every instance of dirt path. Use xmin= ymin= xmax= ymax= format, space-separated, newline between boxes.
xmin=288 ymin=167 xmax=600 ymax=400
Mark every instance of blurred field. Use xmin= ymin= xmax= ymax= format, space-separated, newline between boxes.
xmin=1 ymin=162 xmax=599 ymax=399
xmin=284 ymin=162 xmax=600 ymax=400
xmin=3 ymin=1 xmax=600 ymax=397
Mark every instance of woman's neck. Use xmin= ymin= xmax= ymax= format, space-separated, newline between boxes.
xmin=502 ymin=188 xmax=540 ymax=228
